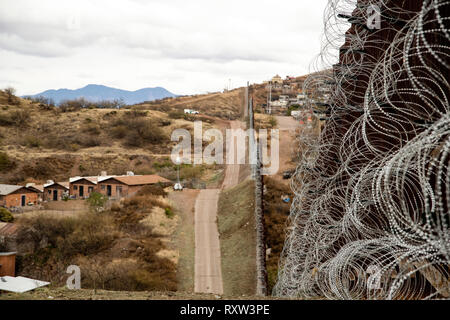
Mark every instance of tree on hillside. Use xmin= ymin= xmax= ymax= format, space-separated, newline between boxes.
xmin=3 ymin=87 xmax=19 ymax=105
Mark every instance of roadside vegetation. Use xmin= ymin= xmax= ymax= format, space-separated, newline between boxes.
xmin=0 ymin=207 xmax=14 ymax=222
xmin=217 ymin=179 xmax=256 ymax=296
xmin=263 ymin=177 xmax=293 ymax=292
xmin=14 ymin=185 xmax=178 ymax=292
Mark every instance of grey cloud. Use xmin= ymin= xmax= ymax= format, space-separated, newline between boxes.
xmin=0 ymin=0 xmax=328 ymax=95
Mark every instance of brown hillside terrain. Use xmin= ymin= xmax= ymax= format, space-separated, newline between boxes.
xmin=0 ymin=90 xmax=222 ymax=185
xmin=136 ymin=88 xmax=245 ymax=119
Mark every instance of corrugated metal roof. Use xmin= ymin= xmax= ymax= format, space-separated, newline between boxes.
xmin=0 ymin=276 xmax=50 ymax=293
xmin=32 ymin=185 xmax=44 ymax=192
xmin=112 ymin=175 xmax=171 ymax=186
xmin=0 ymin=252 xmax=16 ymax=256
xmin=43 ymin=181 xmax=69 ymax=189
xmin=69 ymin=174 xmax=170 ymax=186
xmin=69 ymin=176 xmax=99 ymax=184
xmin=0 ymin=184 xmax=22 ymax=196
xmin=59 ymin=181 xmax=70 ymax=188
xmin=0 ymin=223 xmax=18 ymax=236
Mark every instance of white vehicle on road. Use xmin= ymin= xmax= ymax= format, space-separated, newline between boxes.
xmin=184 ymin=109 xmax=199 ymax=114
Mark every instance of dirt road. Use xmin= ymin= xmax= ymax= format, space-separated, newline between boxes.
xmin=275 ymin=116 xmax=298 ymax=131
xmin=194 ymin=189 xmax=223 ymax=294
xmin=194 ymin=120 xmax=245 ymax=294
xmin=222 ymin=120 xmax=245 ymax=190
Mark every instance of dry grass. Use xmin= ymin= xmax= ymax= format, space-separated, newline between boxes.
xmin=0 ymin=90 xmax=226 ymax=185
xmin=13 ymin=191 xmax=179 ymax=292
xmin=217 ymin=178 xmax=256 ymax=296
xmin=137 ymin=88 xmax=245 ymax=119
xmin=263 ymin=177 xmax=293 ymax=292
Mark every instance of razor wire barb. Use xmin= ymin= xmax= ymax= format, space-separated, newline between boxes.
xmin=274 ymin=0 xmax=450 ymax=300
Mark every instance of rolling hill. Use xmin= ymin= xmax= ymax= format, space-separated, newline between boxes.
xmin=25 ymin=84 xmax=177 ymax=105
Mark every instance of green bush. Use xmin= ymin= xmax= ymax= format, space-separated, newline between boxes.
xmin=152 ymin=159 xmax=174 ymax=169
xmin=287 ymin=104 xmax=301 ymax=116
xmin=0 ymin=207 xmax=14 ymax=222
xmin=87 ymin=192 xmax=108 ymax=211
xmin=164 ymin=207 xmax=174 ymax=219
xmin=268 ymin=116 xmax=278 ymax=128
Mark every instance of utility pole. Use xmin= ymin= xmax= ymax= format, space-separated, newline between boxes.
xmin=176 ymin=156 xmax=181 ymax=185
xmin=267 ymin=83 xmax=272 ymax=114
xmin=244 ymin=81 xmax=249 ymax=118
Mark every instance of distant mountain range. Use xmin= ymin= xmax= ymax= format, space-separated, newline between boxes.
xmin=25 ymin=84 xmax=177 ymax=105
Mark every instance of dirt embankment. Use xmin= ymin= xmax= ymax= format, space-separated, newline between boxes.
xmin=217 ymin=179 xmax=256 ymax=296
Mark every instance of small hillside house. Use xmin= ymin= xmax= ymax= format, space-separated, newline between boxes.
xmin=97 ymin=175 xmax=171 ymax=199
xmin=69 ymin=177 xmax=97 ymax=199
xmin=43 ymin=181 xmax=69 ymax=201
xmin=0 ymin=184 xmax=40 ymax=208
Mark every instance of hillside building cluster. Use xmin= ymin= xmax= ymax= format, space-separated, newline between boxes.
xmin=263 ymin=74 xmax=331 ymax=122
xmin=0 ymin=171 xmax=170 ymax=210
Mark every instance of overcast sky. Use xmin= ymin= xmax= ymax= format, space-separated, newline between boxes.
xmin=0 ymin=0 xmax=329 ymax=96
